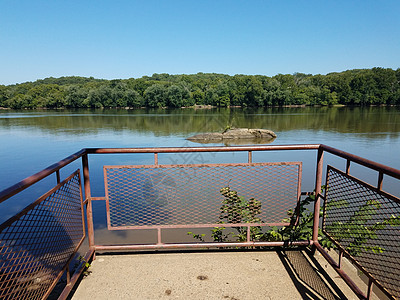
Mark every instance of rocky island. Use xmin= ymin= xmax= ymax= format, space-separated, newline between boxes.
xmin=187 ymin=128 xmax=277 ymax=145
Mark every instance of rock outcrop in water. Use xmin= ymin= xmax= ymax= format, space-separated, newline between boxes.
xmin=187 ymin=128 xmax=277 ymax=144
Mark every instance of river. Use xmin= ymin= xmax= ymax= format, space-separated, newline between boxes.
xmin=1 ymin=106 xmax=399 ymax=240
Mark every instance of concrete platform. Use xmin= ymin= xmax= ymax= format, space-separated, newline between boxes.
xmin=70 ymin=249 xmax=380 ymax=300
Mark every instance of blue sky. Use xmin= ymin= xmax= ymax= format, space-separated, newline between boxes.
xmin=1 ymin=0 xmax=399 ymax=85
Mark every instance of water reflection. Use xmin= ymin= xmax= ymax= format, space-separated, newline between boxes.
xmin=0 ymin=106 xmax=399 ymax=138
xmin=189 ymin=137 xmax=276 ymax=146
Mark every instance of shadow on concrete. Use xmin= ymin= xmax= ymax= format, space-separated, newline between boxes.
xmin=278 ymin=247 xmax=348 ymax=300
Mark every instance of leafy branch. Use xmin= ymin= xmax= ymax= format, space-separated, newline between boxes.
xmin=188 ymin=185 xmax=400 ymax=257
xmin=325 ymin=199 xmax=400 ymax=256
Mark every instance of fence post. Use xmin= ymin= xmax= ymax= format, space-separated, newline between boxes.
xmin=312 ymin=147 xmax=324 ymax=246
xmin=82 ymin=153 xmax=95 ymax=250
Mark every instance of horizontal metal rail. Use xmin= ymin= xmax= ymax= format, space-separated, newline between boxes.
xmin=321 ymin=144 xmax=400 ymax=180
xmin=0 ymin=149 xmax=86 ymax=203
xmin=2 ymin=144 xmax=400 ymax=205
xmin=95 ymin=240 xmax=312 ymax=252
xmin=85 ymin=144 xmax=320 ymax=154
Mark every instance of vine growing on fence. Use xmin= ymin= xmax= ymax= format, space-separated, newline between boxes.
xmin=188 ymin=186 xmax=400 ymax=256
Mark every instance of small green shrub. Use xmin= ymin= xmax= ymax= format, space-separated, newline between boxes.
xmin=188 ymin=185 xmax=400 ymax=256
xmin=187 ymin=186 xmax=331 ymax=248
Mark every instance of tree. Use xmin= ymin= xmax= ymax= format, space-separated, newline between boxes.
xmin=1 ymin=69 xmax=399 ymax=109
xmin=125 ymin=89 xmax=143 ymax=108
xmin=0 ymin=85 xmax=8 ymax=107
xmin=65 ymin=85 xmax=89 ymax=108
xmin=166 ymin=85 xmax=188 ymax=108
xmin=144 ymin=84 xmax=167 ymax=108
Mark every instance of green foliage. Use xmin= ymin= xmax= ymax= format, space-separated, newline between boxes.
xmin=74 ymin=255 xmax=92 ymax=277
xmin=188 ymin=186 xmax=314 ymax=244
xmin=144 ymin=84 xmax=167 ymax=108
xmin=218 ymin=187 xmax=263 ymax=241
xmin=187 ymin=232 xmax=206 ymax=242
xmin=188 ymin=185 xmax=400 ymax=257
xmin=261 ymin=189 xmax=333 ymax=248
xmin=188 ymin=187 xmax=264 ymax=243
xmin=325 ymin=199 xmax=400 ymax=256
xmin=2 ymin=68 xmax=399 ymax=109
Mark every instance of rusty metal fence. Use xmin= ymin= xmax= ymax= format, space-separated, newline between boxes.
xmin=322 ymin=166 xmax=400 ymax=299
xmin=0 ymin=144 xmax=399 ymax=299
xmin=0 ymin=171 xmax=85 ymax=300
xmin=104 ymin=162 xmax=301 ymax=228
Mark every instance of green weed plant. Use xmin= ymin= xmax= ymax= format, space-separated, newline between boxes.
xmin=188 ymin=186 xmax=400 ymax=256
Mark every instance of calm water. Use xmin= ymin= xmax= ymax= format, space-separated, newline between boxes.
xmin=1 ymin=106 xmax=400 ymax=240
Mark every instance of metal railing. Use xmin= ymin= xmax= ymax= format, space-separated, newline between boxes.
xmin=0 ymin=144 xmax=399 ymax=300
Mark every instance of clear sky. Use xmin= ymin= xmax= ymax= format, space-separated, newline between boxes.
xmin=1 ymin=0 xmax=399 ymax=85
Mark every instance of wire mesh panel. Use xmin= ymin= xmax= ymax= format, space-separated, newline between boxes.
xmin=0 ymin=170 xmax=84 ymax=300
xmin=104 ymin=162 xmax=301 ymax=229
xmin=323 ymin=166 xmax=400 ymax=299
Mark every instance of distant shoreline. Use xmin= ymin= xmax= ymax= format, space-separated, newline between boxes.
xmin=1 ymin=68 xmax=399 ymax=109
xmin=2 ymin=104 xmax=400 ymax=111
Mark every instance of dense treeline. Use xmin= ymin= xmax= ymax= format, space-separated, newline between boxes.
xmin=1 ymin=68 xmax=399 ymax=109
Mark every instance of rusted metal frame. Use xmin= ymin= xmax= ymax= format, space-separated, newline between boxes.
xmin=0 ymin=170 xmax=81 ymax=231
xmin=108 ymin=222 xmax=291 ymax=231
xmin=320 ymin=173 xmax=329 ymax=237
xmin=90 ymin=196 xmax=106 ymax=201
xmin=321 ymin=166 xmax=398 ymax=300
xmin=157 ymin=228 xmax=162 ymax=244
xmin=327 ymin=165 xmax=400 ymax=204
xmin=320 ymin=144 xmax=400 ymax=180
xmin=312 ymin=147 xmax=324 ymax=243
xmin=0 ymin=170 xmax=86 ymax=300
xmin=95 ymin=146 xmax=314 ymax=236
xmin=104 ymin=161 xmax=302 ymax=170
xmin=346 ymin=159 xmax=351 ymax=174
xmin=345 ymin=154 xmax=388 ymax=196
xmin=83 ymin=196 xmax=103 ymax=205
xmin=66 ymin=265 xmax=71 ymax=285
xmin=0 ymin=145 xmax=319 ymax=206
xmin=316 ymin=241 xmax=396 ymax=300
xmin=314 ymin=242 xmax=367 ymax=300
xmin=246 ymin=226 xmax=251 ymax=242
xmin=57 ymin=247 xmax=96 ymax=300
xmin=377 ymin=171 xmax=384 ymax=191
xmin=42 ymin=233 xmax=87 ymax=300
xmin=104 ymin=161 xmax=302 ymax=230
xmin=94 ymin=240 xmax=312 ymax=251
xmin=338 ymin=250 xmax=344 ymax=269
xmin=103 ymin=165 xmax=112 ymax=233
xmin=85 ymin=144 xmax=321 ymax=155
xmin=0 ymin=147 xmax=304 ymax=209
xmin=294 ymin=163 xmax=303 ymax=226
xmin=367 ymin=279 xmax=374 ymax=300
xmin=56 ymin=170 xmax=61 ymax=184
xmin=0 ymin=148 xmax=86 ymax=204
xmin=13 ymin=144 xmax=396 ymax=299
xmin=78 ymin=171 xmax=87 ymax=242
xmin=321 ymin=227 xmax=395 ymax=297
xmin=82 ymin=154 xmax=95 ymax=249
xmin=248 ymin=151 xmax=252 ymax=163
